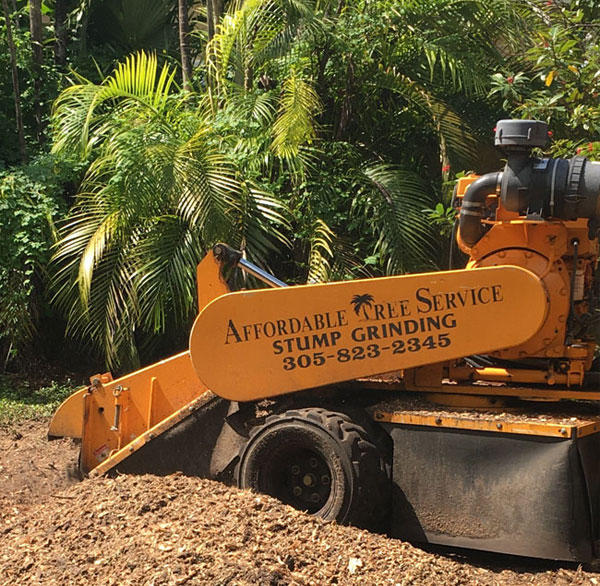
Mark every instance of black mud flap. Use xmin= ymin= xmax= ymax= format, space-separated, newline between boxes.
xmin=385 ymin=424 xmax=600 ymax=561
xmin=111 ymin=397 xmax=246 ymax=481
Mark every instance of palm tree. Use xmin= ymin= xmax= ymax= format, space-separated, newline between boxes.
xmin=205 ymin=0 xmax=526 ymax=278
xmin=48 ymin=1 xmax=532 ymax=365
xmin=351 ymin=294 xmax=374 ymax=319
xmin=50 ymin=51 xmax=290 ymax=368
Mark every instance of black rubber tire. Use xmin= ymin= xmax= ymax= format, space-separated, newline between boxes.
xmin=237 ymin=408 xmax=390 ymax=531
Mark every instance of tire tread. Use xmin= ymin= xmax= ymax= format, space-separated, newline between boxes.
xmin=243 ymin=407 xmax=390 ymax=531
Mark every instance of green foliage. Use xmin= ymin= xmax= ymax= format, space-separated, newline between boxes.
xmin=0 ymin=6 xmax=61 ymax=164
xmin=0 ymin=156 xmax=73 ymax=367
xmin=0 ymin=376 xmax=76 ymax=425
xmin=271 ymin=73 xmax=322 ymax=169
xmin=6 ymin=0 xmax=599 ymax=373
xmin=306 ymin=218 xmax=334 ymax=283
xmin=51 ymin=51 xmax=290 ymax=368
xmin=315 ymin=0 xmax=524 ymax=169
xmin=207 ymin=0 xmax=319 ymax=95
xmin=425 ymin=202 xmax=456 ymax=238
xmin=87 ymin=0 xmax=177 ymax=55
xmin=493 ymin=0 xmax=600 ymax=153
xmin=355 ymin=165 xmax=438 ymax=275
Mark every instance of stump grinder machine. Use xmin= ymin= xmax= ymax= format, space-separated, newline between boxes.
xmin=50 ymin=120 xmax=600 ymax=561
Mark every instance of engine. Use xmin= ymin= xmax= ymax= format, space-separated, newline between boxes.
xmin=457 ymin=119 xmax=600 ymax=385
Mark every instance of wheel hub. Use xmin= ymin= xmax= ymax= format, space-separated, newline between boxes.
xmin=271 ymin=448 xmax=332 ymax=513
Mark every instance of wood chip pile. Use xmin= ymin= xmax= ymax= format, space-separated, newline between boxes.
xmin=1 ymin=422 xmax=599 ymax=585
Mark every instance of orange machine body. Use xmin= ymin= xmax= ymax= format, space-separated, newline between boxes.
xmin=50 ymin=176 xmax=600 ymax=473
xmin=448 ymin=175 xmax=599 ymax=388
xmin=47 ymin=119 xmax=600 ymax=562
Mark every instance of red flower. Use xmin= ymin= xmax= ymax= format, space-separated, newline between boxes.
xmin=547 ymin=131 xmax=553 ymax=137
xmin=506 ymin=76 xmax=514 ymax=84
xmin=588 ymin=142 xmax=594 ymax=151
xmin=577 ymin=147 xmax=582 ymax=154
xmin=442 ymin=165 xmax=451 ymax=173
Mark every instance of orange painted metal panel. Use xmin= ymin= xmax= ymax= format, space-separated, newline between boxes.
xmin=189 ymin=266 xmax=547 ymax=401
xmin=88 ymin=390 xmax=215 ymax=477
xmin=48 ymin=386 xmax=87 ymax=439
xmin=373 ymin=411 xmax=577 ymax=439
xmin=356 ymin=379 xmax=600 ymax=402
xmin=196 ymin=249 xmax=230 ymax=311
xmin=79 ymin=351 xmax=206 ymax=474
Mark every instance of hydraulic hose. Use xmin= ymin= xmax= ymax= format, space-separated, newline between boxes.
xmin=458 ymin=172 xmax=502 ymax=248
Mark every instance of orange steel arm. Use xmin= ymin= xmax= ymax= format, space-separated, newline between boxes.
xmin=189 ymin=265 xmax=548 ymax=401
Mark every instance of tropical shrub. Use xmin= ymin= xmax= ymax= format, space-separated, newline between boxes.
xmin=0 ymin=156 xmax=70 ymax=369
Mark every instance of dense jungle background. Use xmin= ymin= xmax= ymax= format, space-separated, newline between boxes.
xmin=1 ymin=0 xmax=599 ymax=375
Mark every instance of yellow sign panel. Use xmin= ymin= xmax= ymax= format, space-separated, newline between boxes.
xmin=189 ymin=266 xmax=547 ymax=401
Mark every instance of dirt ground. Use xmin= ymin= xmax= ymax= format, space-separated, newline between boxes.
xmin=1 ymin=421 xmax=600 ymax=585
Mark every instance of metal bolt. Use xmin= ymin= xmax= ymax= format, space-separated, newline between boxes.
xmin=496 ymin=423 xmax=502 ymax=430
xmin=292 ymin=486 xmax=302 ymax=497
xmin=321 ymin=475 xmax=330 ymax=485
xmin=310 ymin=493 xmax=320 ymax=503
xmin=309 ymin=458 xmax=318 ymax=468
xmin=435 ymin=417 xmax=442 ymax=425
xmin=291 ymin=465 xmax=300 ymax=475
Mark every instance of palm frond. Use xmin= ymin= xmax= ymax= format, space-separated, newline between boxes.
xmin=380 ymin=69 xmax=480 ymax=169
xmin=51 ymin=51 xmax=176 ymax=159
xmin=50 ymin=51 xmax=291 ymax=366
xmin=231 ymin=184 xmax=292 ymax=264
xmin=207 ymin=0 xmax=319 ymax=95
xmin=271 ymin=74 xmax=321 ymax=164
xmin=134 ymin=216 xmax=204 ymax=334
xmin=421 ymin=42 xmax=486 ymax=94
xmin=357 ymin=164 xmax=438 ymax=275
xmin=306 ymin=218 xmax=334 ymax=283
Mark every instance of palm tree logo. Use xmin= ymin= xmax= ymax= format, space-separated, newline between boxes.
xmin=351 ymin=294 xmax=375 ymax=319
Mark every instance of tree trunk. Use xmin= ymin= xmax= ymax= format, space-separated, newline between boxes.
xmin=2 ymin=0 xmax=26 ymax=161
xmin=29 ymin=0 xmax=44 ymax=142
xmin=334 ymin=57 xmax=354 ymax=139
xmin=178 ymin=0 xmax=192 ymax=91
xmin=212 ymin=0 xmax=223 ymax=35
xmin=207 ymin=0 xmax=214 ymax=41
xmin=54 ymin=0 xmax=68 ymax=67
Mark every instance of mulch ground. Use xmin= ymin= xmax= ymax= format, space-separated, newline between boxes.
xmin=1 ymin=421 xmax=599 ymax=585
